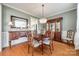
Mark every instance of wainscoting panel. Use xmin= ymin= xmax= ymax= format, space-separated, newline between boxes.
xmin=2 ymin=32 xmax=28 ymax=48
xmin=61 ymin=31 xmax=67 ymax=42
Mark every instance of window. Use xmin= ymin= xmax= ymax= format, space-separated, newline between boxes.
xmin=30 ymin=17 xmax=38 ymax=30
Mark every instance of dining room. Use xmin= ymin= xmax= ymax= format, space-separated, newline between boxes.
xmin=0 ymin=3 xmax=78 ymax=56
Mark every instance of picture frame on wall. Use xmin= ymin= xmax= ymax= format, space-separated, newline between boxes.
xmin=10 ymin=16 xmax=28 ymax=29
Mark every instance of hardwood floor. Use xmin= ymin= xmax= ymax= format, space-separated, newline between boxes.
xmin=0 ymin=41 xmax=77 ymax=56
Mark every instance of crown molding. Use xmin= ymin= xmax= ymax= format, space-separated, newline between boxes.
xmin=3 ymin=3 xmax=77 ymax=19
xmin=47 ymin=7 xmax=77 ymax=18
xmin=2 ymin=3 xmax=39 ymax=19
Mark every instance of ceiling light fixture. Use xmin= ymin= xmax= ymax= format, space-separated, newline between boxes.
xmin=39 ymin=4 xmax=47 ymax=23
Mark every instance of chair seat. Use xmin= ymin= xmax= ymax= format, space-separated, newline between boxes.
xmin=66 ymin=38 xmax=73 ymax=41
xmin=33 ymin=39 xmax=41 ymax=47
xmin=43 ymin=38 xmax=50 ymax=45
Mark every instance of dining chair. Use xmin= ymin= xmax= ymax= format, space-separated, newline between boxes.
xmin=27 ymin=31 xmax=42 ymax=56
xmin=27 ymin=31 xmax=32 ymax=53
xmin=43 ymin=30 xmax=54 ymax=54
xmin=66 ymin=30 xmax=75 ymax=45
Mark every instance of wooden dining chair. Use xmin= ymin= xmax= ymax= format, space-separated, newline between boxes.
xmin=43 ymin=30 xmax=54 ymax=54
xmin=66 ymin=30 xmax=75 ymax=45
xmin=27 ymin=31 xmax=42 ymax=56
xmin=27 ymin=31 xmax=32 ymax=53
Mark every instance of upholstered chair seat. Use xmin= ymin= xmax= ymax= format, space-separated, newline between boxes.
xmin=66 ymin=38 xmax=72 ymax=40
xmin=32 ymin=39 xmax=42 ymax=47
xmin=43 ymin=38 xmax=50 ymax=45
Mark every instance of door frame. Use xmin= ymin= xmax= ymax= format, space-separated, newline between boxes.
xmin=0 ymin=4 xmax=2 ymax=52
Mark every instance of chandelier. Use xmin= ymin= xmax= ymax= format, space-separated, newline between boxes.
xmin=39 ymin=4 xmax=47 ymax=23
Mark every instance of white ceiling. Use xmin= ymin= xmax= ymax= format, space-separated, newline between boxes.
xmin=4 ymin=3 xmax=77 ymax=18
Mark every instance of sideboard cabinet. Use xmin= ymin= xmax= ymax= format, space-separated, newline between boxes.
xmin=9 ymin=31 xmax=29 ymax=47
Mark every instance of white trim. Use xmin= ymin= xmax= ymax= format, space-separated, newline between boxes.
xmin=0 ymin=4 xmax=2 ymax=52
xmin=2 ymin=3 xmax=39 ymax=18
xmin=74 ymin=3 xmax=79 ymax=50
xmin=47 ymin=7 xmax=77 ymax=18
xmin=3 ymin=3 xmax=77 ymax=18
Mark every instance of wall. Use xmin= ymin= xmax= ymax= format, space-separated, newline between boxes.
xmin=2 ymin=5 xmax=77 ymax=48
xmin=2 ymin=5 xmax=38 ymax=48
xmin=0 ymin=4 xmax=2 ymax=52
xmin=48 ymin=9 xmax=77 ymax=42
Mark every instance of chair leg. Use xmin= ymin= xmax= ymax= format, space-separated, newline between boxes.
xmin=49 ymin=45 xmax=52 ymax=54
xmin=67 ymin=40 xmax=71 ymax=47
xmin=42 ymin=45 xmax=43 ymax=55
xmin=28 ymin=44 xmax=30 ymax=53
xmin=52 ymin=43 xmax=54 ymax=50
xmin=32 ymin=47 xmax=34 ymax=56
xmin=9 ymin=41 xmax=11 ymax=48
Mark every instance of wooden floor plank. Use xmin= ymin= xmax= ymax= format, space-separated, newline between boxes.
xmin=0 ymin=41 xmax=77 ymax=56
